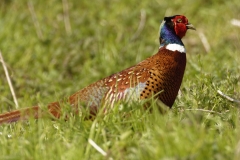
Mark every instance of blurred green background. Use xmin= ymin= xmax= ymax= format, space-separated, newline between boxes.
xmin=0 ymin=0 xmax=240 ymax=159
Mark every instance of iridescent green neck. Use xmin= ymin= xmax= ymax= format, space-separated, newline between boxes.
xmin=159 ymin=20 xmax=184 ymax=48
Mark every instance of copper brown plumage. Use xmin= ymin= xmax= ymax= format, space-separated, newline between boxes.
xmin=0 ymin=15 xmax=195 ymax=124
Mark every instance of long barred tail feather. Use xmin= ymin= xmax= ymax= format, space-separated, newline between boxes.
xmin=0 ymin=102 xmax=62 ymax=125
xmin=0 ymin=106 xmax=41 ymax=124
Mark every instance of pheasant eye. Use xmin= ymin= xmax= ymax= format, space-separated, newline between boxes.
xmin=177 ymin=19 xmax=182 ymax=23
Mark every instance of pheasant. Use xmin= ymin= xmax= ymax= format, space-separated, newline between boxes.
xmin=0 ymin=15 xmax=195 ymax=124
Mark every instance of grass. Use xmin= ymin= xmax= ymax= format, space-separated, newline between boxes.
xmin=0 ymin=0 xmax=240 ymax=159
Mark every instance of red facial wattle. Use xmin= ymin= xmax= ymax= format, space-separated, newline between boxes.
xmin=172 ymin=16 xmax=188 ymax=39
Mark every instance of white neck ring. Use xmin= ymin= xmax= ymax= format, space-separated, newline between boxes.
xmin=165 ymin=44 xmax=186 ymax=53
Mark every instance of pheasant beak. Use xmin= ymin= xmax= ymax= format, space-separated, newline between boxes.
xmin=186 ymin=23 xmax=196 ymax=30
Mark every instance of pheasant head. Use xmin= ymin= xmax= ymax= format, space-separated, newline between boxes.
xmin=159 ymin=15 xmax=195 ymax=49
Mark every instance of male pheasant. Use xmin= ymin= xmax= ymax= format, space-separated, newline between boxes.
xmin=0 ymin=15 xmax=195 ymax=124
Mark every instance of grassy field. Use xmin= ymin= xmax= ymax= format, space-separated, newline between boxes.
xmin=0 ymin=0 xmax=240 ymax=159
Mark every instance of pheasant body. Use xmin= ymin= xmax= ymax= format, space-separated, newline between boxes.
xmin=0 ymin=15 xmax=195 ymax=124
xmin=68 ymin=47 xmax=186 ymax=112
